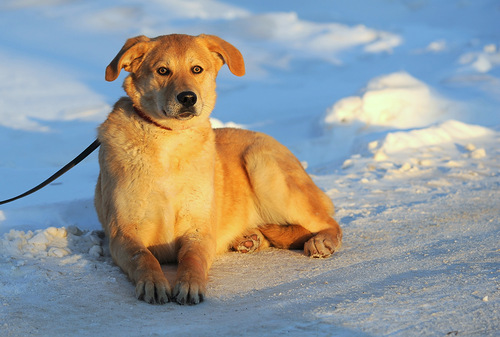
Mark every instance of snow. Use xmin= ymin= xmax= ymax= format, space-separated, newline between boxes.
xmin=0 ymin=50 xmax=109 ymax=131
xmin=0 ymin=1 xmax=499 ymax=336
xmin=323 ymin=71 xmax=456 ymax=129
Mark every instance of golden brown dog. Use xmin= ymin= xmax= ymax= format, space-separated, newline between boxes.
xmin=94 ymin=34 xmax=342 ymax=305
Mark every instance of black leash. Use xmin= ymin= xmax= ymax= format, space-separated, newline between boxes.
xmin=0 ymin=138 xmax=101 ymax=205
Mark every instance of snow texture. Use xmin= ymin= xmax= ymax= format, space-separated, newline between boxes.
xmin=0 ymin=1 xmax=499 ymax=336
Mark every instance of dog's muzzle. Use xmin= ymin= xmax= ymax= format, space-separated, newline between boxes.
xmin=177 ymin=91 xmax=197 ymax=107
xmin=174 ymin=91 xmax=199 ymax=120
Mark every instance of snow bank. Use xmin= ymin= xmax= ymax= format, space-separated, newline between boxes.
xmin=226 ymin=12 xmax=402 ymax=69
xmin=235 ymin=12 xmax=401 ymax=55
xmin=0 ymin=51 xmax=109 ymax=131
xmin=324 ymin=72 xmax=456 ymax=129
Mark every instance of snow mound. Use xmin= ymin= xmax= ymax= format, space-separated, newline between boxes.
xmin=349 ymin=120 xmax=496 ymax=163
xmin=210 ymin=117 xmax=244 ymax=129
xmin=324 ymin=72 xmax=455 ymax=129
xmin=1 ymin=226 xmax=104 ymax=259
xmin=374 ymin=120 xmax=494 ymax=155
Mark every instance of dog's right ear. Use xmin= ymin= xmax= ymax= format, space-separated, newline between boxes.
xmin=199 ymin=35 xmax=245 ymax=77
xmin=105 ymin=35 xmax=152 ymax=82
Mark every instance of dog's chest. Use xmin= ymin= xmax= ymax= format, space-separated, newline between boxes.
xmin=127 ymin=131 xmax=218 ymax=212
xmin=156 ymin=133 xmax=215 ymax=177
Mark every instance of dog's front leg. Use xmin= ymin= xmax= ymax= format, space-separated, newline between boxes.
xmin=173 ymin=230 xmax=216 ymax=305
xmin=109 ymin=234 xmax=171 ymax=304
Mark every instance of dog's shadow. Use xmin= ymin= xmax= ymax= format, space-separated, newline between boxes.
xmin=161 ymin=264 xmax=178 ymax=285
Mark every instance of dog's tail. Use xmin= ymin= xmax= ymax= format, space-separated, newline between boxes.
xmin=0 ymin=139 xmax=100 ymax=205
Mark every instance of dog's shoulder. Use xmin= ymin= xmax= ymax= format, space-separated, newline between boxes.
xmin=214 ymin=127 xmax=285 ymax=152
xmin=102 ymin=97 xmax=134 ymax=126
xmin=98 ymin=97 xmax=141 ymax=143
xmin=214 ymin=127 xmax=256 ymax=143
xmin=214 ymin=127 xmax=281 ymax=145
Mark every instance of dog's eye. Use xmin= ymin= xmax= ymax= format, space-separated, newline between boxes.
xmin=157 ymin=67 xmax=171 ymax=76
xmin=192 ymin=66 xmax=203 ymax=74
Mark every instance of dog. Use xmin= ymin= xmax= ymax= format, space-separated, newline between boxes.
xmin=94 ymin=34 xmax=342 ymax=305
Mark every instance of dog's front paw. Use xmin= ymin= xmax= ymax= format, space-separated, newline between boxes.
xmin=135 ymin=271 xmax=172 ymax=305
xmin=173 ymin=275 xmax=206 ymax=305
xmin=304 ymin=231 xmax=341 ymax=258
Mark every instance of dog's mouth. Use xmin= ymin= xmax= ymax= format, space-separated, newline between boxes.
xmin=161 ymin=108 xmax=199 ymax=120
xmin=175 ymin=110 xmax=198 ymax=120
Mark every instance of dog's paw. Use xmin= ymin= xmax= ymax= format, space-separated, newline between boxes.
xmin=234 ymin=233 xmax=261 ymax=253
xmin=173 ymin=276 xmax=206 ymax=305
xmin=135 ymin=272 xmax=171 ymax=305
xmin=304 ymin=231 xmax=341 ymax=258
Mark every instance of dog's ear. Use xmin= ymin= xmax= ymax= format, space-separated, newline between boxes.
xmin=105 ymin=35 xmax=152 ymax=82
xmin=199 ymin=35 xmax=245 ymax=77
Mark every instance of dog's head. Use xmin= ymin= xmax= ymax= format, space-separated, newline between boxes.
xmin=105 ymin=34 xmax=245 ymax=130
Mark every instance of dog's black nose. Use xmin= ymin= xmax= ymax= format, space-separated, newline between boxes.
xmin=177 ymin=91 xmax=197 ymax=108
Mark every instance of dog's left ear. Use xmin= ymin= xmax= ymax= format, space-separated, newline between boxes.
xmin=105 ymin=35 xmax=152 ymax=81
xmin=199 ymin=35 xmax=245 ymax=77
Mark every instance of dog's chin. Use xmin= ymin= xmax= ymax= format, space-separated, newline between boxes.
xmin=162 ymin=109 xmax=199 ymax=121
xmin=175 ymin=111 xmax=197 ymax=120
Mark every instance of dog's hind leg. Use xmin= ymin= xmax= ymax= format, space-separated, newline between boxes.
xmin=259 ymin=220 xmax=342 ymax=258
xmin=303 ymin=219 xmax=342 ymax=258
xmin=232 ymin=223 xmax=341 ymax=258
xmin=231 ymin=229 xmax=270 ymax=253
xmin=258 ymin=224 xmax=312 ymax=250
xmin=243 ymin=133 xmax=342 ymax=258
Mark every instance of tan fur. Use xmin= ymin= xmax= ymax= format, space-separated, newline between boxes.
xmin=95 ymin=34 xmax=342 ymax=305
